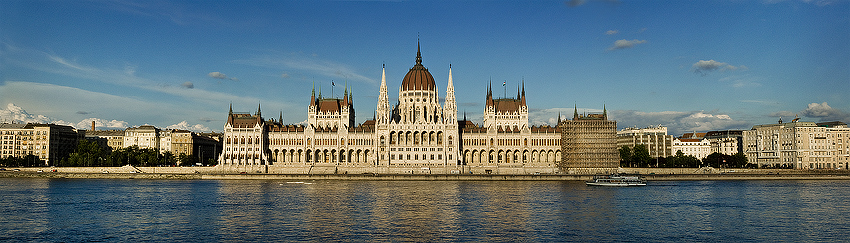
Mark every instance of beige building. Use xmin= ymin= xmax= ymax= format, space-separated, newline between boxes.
xmin=616 ymin=125 xmax=674 ymax=159
xmin=705 ymin=130 xmax=743 ymax=156
xmin=123 ymin=125 xmax=161 ymax=150
xmin=672 ymin=137 xmax=711 ymax=160
xmin=560 ymin=107 xmax=618 ymax=173
xmin=460 ymin=83 xmax=562 ymax=174
xmin=744 ymin=120 xmax=849 ymax=169
xmin=84 ymin=130 xmax=124 ymax=152
xmin=219 ymin=46 xmax=567 ymax=174
xmin=0 ymin=123 xmax=79 ymax=166
xmin=120 ymin=125 xmax=221 ymax=164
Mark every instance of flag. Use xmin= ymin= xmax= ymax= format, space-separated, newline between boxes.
xmin=502 ymin=81 xmax=506 ymax=86
xmin=332 ymin=81 xmax=335 ymax=86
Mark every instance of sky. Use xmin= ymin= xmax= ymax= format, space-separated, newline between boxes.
xmin=1 ymin=0 xmax=848 ymax=135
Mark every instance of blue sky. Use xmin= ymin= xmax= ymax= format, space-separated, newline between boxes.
xmin=1 ymin=0 xmax=848 ymax=135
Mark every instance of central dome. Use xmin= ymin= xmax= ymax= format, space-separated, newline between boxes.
xmin=401 ymin=43 xmax=436 ymax=91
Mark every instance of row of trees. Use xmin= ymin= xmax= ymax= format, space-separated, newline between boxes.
xmin=619 ymin=144 xmax=755 ymax=168
xmin=59 ymin=140 xmax=203 ymax=167
xmin=1 ymin=140 xmax=208 ymax=167
xmin=0 ymin=155 xmax=43 ymax=167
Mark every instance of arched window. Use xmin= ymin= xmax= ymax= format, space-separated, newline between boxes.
xmin=381 ymin=136 xmax=386 ymax=145
xmin=448 ymin=136 xmax=453 ymax=145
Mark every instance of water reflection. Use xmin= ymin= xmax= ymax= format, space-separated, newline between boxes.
xmin=2 ymin=178 xmax=850 ymax=242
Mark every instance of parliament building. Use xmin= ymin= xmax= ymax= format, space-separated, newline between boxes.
xmin=218 ymin=45 xmax=615 ymax=174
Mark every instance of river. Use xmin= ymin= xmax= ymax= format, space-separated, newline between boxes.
xmin=1 ymin=178 xmax=848 ymax=242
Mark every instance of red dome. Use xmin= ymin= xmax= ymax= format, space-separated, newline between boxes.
xmin=400 ymin=44 xmax=436 ymax=91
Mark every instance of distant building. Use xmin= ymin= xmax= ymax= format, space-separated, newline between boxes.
xmin=672 ymin=137 xmax=711 ymax=160
xmin=121 ymin=125 xmax=222 ymax=164
xmin=744 ymin=119 xmax=849 ymax=169
xmin=560 ymin=106 xmax=618 ymax=173
xmin=705 ymin=130 xmax=743 ymax=156
xmin=124 ymin=125 xmax=161 ymax=150
xmin=0 ymin=123 xmax=79 ymax=166
xmin=83 ymin=130 xmax=124 ymax=152
xmin=616 ymin=125 xmax=674 ymax=159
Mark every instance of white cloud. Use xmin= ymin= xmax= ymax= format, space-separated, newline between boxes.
xmin=281 ymin=73 xmax=291 ymax=78
xmin=166 ymin=121 xmax=212 ymax=132
xmin=611 ymin=110 xmax=750 ymax=136
xmin=208 ymin=71 xmax=238 ymax=81
xmin=78 ymin=118 xmax=130 ymax=130
xmin=801 ymin=102 xmax=850 ymax=122
xmin=606 ymin=30 xmax=619 ymax=35
xmin=0 ymin=103 xmax=52 ymax=124
xmin=608 ymin=39 xmax=646 ymax=50
xmin=691 ymin=60 xmax=747 ymax=76
xmin=0 ymin=103 xmax=129 ymax=130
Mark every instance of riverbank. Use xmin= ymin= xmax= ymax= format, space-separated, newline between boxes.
xmin=2 ymin=166 xmax=850 ymax=181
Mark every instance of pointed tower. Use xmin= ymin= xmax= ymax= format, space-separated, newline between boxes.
xmin=444 ymin=64 xmax=457 ymax=123
xmin=521 ymin=79 xmax=526 ymax=106
xmin=603 ymin=104 xmax=608 ymax=120
xmin=574 ymin=104 xmax=579 ymax=120
xmin=256 ymin=103 xmax=262 ymax=117
xmin=279 ymin=111 xmax=283 ymax=125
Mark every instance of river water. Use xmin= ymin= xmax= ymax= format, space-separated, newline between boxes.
xmin=1 ymin=178 xmax=848 ymax=242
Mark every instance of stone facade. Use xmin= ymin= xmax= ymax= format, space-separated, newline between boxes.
xmin=560 ymin=107 xmax=618 ymax=173
xmin=219 ymin=46 xmax=571 ymax=174
xmin=617 ymin=125 xmax=674 ymax=159
xmin=744 ymin=120 xmax=850 ymax=169
xmin=0 ymin=123 xmax=79 ymax=166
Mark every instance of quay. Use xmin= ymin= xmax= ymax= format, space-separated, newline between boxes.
xmin=2 ymin=166 xmax=850 ymax=181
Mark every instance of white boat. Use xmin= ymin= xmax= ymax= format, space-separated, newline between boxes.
xmin=586 ymin=174 xmax=647 ymax=186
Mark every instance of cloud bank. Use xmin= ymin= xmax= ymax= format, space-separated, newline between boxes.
xmin=0 ymin=103 xmax=129 ymax=130
xmin=166 ymin=121 xmax=212 ymax=132
xmin=801 ymin=102 xmax=850 ymax=122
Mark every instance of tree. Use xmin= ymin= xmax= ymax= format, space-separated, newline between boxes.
xmin=619 ymin=146 xmax=632 ymax=167
xmin=64 ymin=140 xmax=104 ymax=167
xmin=178 ymin=153 xmax=197 ymax=166
xmin=730 ymin=152 xmax=749 ymax=168
xmin=633 ymin=144 xmax=652 ymax=167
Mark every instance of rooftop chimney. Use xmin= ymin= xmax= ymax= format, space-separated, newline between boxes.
xmin=91 ymin=121 xmax=96 ymax=131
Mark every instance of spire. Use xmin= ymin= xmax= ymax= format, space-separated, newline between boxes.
xmin=310 ymin=81 xmax=317 ymax=106
xmin=229 ymin=103 xmax=233 ymax=115
xmin=521 ymin=79 xmax=526 ymax=106
xmin=279 ymin=111 xmax=283 ymax=124
xmin=517 ymin=84 xmax=520 ymax=100
xmin=558 ymin=112 xmax=562 ymax=124
xmin=574 ymin=104 xmax=579 ymax=120
xmin=256 ymin=103 xmax=262 ymax=116
xmin=343 ymin=82 xmax=349 ymax=105
xmin=415 ymin=40 xmax=422 ymax=65
xmin=603 ymin=104 xmax=607 ymax=120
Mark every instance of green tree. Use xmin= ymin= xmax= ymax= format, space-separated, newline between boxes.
xmin=619 ymin=145 xmax=632 ymax=167
xmin=633 ymin=144 xmax=652 ymax=167
xmin=730 ymin=152 xmax=749 ymax=168
xmin=65 ymin=140 xmax=104 ymax=167
xmin=178 ymin=153 xmax=197 ymax=167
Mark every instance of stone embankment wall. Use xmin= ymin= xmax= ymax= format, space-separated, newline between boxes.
xmin=2 ymin=166 xmax=849 ymax=180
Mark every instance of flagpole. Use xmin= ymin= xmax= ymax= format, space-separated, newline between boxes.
xmin=332 ymin=80 xmax=335 ymax=99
